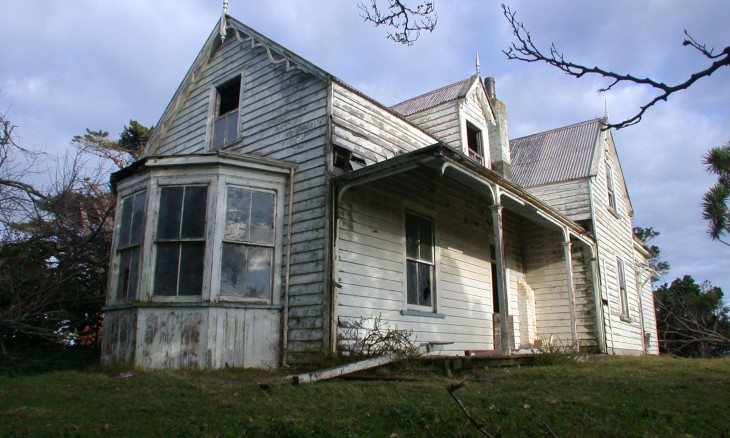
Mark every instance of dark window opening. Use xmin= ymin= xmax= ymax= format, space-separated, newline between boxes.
xmin=575 ymin=219 xmax=593 ymax=234
xmin=333 ymin=145 xmax=366 ymax=175
xmin=212 ymin=76 xmax=241 ymax=150
xmin=466 ymin=122 xmax=484 ymax=165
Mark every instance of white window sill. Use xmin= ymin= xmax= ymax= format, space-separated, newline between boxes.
xmin=401 ymin=309 xmax=446 ymax=319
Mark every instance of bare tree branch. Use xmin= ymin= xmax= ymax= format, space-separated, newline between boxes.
xmin=501 ymin=4 xmax=730 ymax=130
xmin=359 ymin=0 xmax=437 ymax=46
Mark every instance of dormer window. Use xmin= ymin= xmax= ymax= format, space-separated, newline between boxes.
xmin=466 ymin=122 xmax=484 ymax=165
xmin=212 ymin=76 xmax=241 ymax=150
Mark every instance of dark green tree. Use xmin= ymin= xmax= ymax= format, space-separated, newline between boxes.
xmin=702 ymin=142 xmax=730 ymax=246
xmin=0 ymin=115 xmax=152 ymax=356
xmin=655 ymin=275 xmax=730 ymax=357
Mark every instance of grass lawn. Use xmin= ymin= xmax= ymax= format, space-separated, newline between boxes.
xmin=1 ymin=354 xmax=729 ymax=437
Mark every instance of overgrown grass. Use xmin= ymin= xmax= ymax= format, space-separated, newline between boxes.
xmin=1 ymin=355 xmax=729 ymax=437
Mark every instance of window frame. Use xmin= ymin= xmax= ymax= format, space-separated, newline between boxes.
xmin=605 ymin=159 xmax=618 ymax=212
xmin=113 ymin=189 xmax=147 ymax=301
xmin=209 ymin=73 xmax=243 ymax=151
xmin=465 ymin=121 xmax=484 ymax=165
xmin=403 ymin=209 xmax=437 ymax=313
xmin=616 ymin=258 xmax=630 ymax=320
xmin=217 ymin=184 xmax=279 ymax=303
xmin=152 ymin=183 xmax=210 ymax=298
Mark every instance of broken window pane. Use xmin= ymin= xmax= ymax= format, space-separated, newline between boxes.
xmin=418 ymin=262 xmax=432 ymax=306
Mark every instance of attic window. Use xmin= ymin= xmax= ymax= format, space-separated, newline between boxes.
xmin=212 ymin=76 xmax=241 ymax=150
xmin=332 ymin=145 xmax=366 ymax=175
xmin=466 ymin=122 xmax=484 ymax=165
xmin=606 ymin=162 xmax=617 ymax=211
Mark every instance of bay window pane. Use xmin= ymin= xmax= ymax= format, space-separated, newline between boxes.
xmin=220 ymin=242 xmax=247 ymax=296
xmin=117 ymin=249 xmax=131 ymax=299
xmin=118 ymin=196 xmax=133 ymax=248
xmin=225 ymin=187 xmax=251 ymax=241
xmin=157 ymin=187 xmax=183 ymax=240
xmin=126 ymin=246 xmax=140 ymax=299
xmin=181 ymin=186 xmax=207 ymax=239
xmin=154 ymin=243 xmax=179 ymax=296
xmin=246 ymin=246 xmax=272 ymax=299
xmin=178 ymin=242 xmax=205 ymax=296
xmin=250 ymin=191 xmax=275 ymax=244
xmin=130 ymin=191 xmax=146 ymax=245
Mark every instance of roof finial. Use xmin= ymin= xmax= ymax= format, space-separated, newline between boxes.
xmin=604 ymin=99 xmax=609 ymax=121
xmin=475 ymin=51 xmax=481 ymax=77
xmin=219 ymin=0 xmax=229 ymax=43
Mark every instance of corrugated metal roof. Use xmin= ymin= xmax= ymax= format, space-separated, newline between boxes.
xmin=510 ymin=119 xmax=601 ymax=187
xmin=390 ymin=79 xmax=469 ymax=116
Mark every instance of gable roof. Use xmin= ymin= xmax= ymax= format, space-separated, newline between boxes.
xmin=143 ymin=15 xmax=330 ymax=156
xmin=390 ymin=77 xmax=472 ymax=116
xmin=510 ymin=119 xmax=602 ymax=187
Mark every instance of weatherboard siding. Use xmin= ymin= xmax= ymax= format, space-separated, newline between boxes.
xmin=336 ymin=170 xmax=496 ymax=353
xmin=331 ymin=82 xmax=438 ymax=163
xmin=402 ymin=101 xmax=462 ymax=147
xmin=525 ymin=179 xmax=592 ymax=222
xmin=592 ymin=138 xmax=645 ymax=353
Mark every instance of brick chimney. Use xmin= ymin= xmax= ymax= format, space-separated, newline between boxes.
xmin=485 ymin=77 xmax=512 ymax=179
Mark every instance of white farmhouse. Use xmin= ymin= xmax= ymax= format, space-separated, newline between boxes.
xmin=101 ymin=15 xmax=658 ymax=369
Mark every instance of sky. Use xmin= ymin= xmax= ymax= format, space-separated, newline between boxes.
xmin=1 ymin=0 xmax=729 ymax=293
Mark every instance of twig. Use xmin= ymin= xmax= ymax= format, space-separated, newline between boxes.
xmin=543 ymin=420 xmax=558 ymax=438
xmin=445 ymin=380 xmax=495 ymax=438
xmin=501 ymin=4 xmax=730 ymax=130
